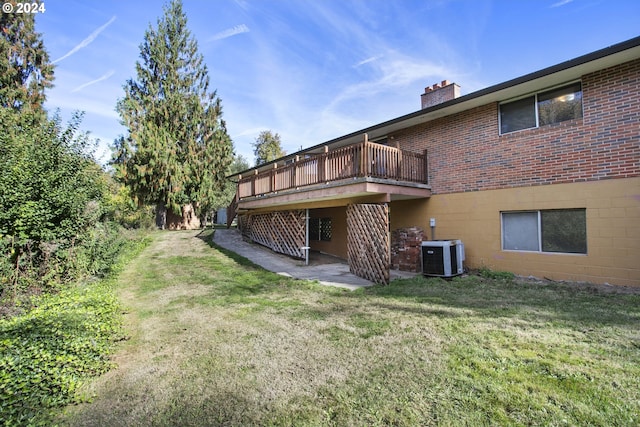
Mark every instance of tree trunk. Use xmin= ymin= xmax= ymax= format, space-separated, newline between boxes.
xmin=156 ymin=202 xmax=167 ymax=230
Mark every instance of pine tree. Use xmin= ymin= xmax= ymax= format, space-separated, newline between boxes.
xmin=253 ymin=130 xmax=286 ymax=166
xmin=114 ymin=0 xmax=233 ymax=228
xmin=0 ymin=9 xmax=54 ymax=113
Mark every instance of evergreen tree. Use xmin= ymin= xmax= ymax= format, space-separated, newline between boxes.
xmin=231 ymin=154 xmax=251 ymax=176
xmin=0 ymin=8 xmax=54 ymax=113
xmin=114 ymin=0 xmax=233 ymax=228
xmin=252 ymin=130 xmax=286 ymax=166
xmin=199 ymin=154 xmax=250 ymax=227
xmin=217 ymin=154 xmax=249 ymax=209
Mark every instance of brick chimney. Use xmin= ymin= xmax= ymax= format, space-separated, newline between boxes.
xmin=421 ymin=80 xmax=460 ymax=109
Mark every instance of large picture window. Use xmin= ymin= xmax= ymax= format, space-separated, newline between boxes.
xmin=502 ymin=209 xmax=586 ymax=254
xmin=500 ymin=82 xmax=583 ymax=134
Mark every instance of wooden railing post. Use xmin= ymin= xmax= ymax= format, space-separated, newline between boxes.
xmin=321 ymin=146 xmax=328 ymax=182
xmin=423 ymin=149 xmax=429 ymax=184
xmin=253 ymin=169 xmax=257 ymax=196
xmin=361 ymin=134 xmax=369 ymax=177
xmin=272 ymin=163 xmax=278 ymax=192
xmin=395 ymin=141 xmax=402 ymax=180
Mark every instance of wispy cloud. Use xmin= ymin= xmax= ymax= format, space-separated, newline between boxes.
xmin=53 ymin=16 xmax=117 ymax=64
xmin=327 ymin=52 xmax=452 ymax=113
xmin=233 ymin=0 xmax=249 ymax=11
xmin=223 ymin=2 xmax=465 ymax=156
xmin=551 ymin=0 xmax=573 ymax=7
xmin=209 ymin=24 xmax=250 ymax=41
xmin=72 ymin=70 xmax=115 ymax=93
xmin=354 ymin=55 xmax=383 ymax=68
xmin=46 ymin=92 xmax=120 ymax=120
xmin=232 ymin=126 xmax=269 ymax=140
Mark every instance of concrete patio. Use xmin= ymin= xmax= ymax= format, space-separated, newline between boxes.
xmin=212 ymin=228 xmax=416 ymax=290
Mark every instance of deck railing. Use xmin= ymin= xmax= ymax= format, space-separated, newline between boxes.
xmin=237 ymin=141 xmax=428 ymax=199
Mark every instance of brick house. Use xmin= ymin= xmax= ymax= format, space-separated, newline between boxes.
xmin=228 ymin=36 xmax=640 ymax=286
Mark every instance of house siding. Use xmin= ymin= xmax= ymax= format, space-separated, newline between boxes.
xmin=233 ymin=56 xmax=640 ymax=286
xmin=393 ymin=58 xmax=640 ymax=194
xmin=388 ymin=58 xmax=640 ymax=286
xmin=390 ymin=178 xmax=640 ymax=286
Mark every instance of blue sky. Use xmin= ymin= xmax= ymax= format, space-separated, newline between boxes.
xmin=36 ymin=0 xmax=639 ymax=165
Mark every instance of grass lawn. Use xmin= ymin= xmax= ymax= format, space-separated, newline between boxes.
xmin=60 ymin=229 xmax=640 ymax=426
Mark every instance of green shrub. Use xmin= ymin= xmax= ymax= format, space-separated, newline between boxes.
xmin=0 ymin=110 xmax=103 ymax=244
xmin=0 ymin=223 xmax=134 ymax=311
xmin=0 ymin=108 xmax=147 ymax=308
xmin=478 ymin=267 xmax=515 ymax=281
xmin=0 ymin=109 xmax=103 ymax=299
xmin=0 ymin=234 xmax=149 ymax=426
xmin=0 ymin=281 xmax=121 ymax=425
xmin=102 ymin=181 xmax=156 ymax=230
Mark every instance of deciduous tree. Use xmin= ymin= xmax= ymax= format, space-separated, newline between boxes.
xmin=252 ymin=130 xmax=285 ymax=166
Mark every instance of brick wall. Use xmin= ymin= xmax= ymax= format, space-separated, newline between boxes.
xmin=391 ymin=227 xmax=424 ymax=272
xmin=394 ymin=58 xmax=640 ymax=194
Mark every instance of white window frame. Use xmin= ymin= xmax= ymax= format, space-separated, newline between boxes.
xmin=501 ymin=211 xmax=540 ymax=251
xmin=498 ymin=81 xmax=583 ymax=135
xmin=501 ymin=209 xmax=587 ymax=254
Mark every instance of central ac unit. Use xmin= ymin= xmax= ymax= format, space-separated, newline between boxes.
xmin=421 ymin=240 xmax=465 ymax=278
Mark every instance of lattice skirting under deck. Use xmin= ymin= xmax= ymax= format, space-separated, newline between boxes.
xmin=240 ymin=210 xmax=306 ymax=259
xmin=347 ymin=203 xmax=390 ymax=285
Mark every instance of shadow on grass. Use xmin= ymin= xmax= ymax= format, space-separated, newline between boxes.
xmin=195 ymin=228 xmax=265 ymax=270
xmin=190 ymin=229 xmax=324 ymax=302
xmin=193 ymin=228 xmax=640 ymax=329
xmin=57 ymin=230 xmax=640 ymax=427
xmin=357 ymin=274 xmax=640 ymax=329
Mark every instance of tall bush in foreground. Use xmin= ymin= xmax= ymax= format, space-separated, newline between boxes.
xmin=0 ymin=109 xmax=108 ymax=305
xmin=0 ymin=6 xmax=118 ymax=306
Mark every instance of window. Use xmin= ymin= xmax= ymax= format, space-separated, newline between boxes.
xmin=502 ymin=211 xmax=539 ymax=251
xmin=309 ymin=217 xmax=331 ymax=241
xmin=319 ymin=218 xmax=332 ymax=241
xmin=500 ymin=82 xmax=583 ymax=134
xmin=540 ymin=210 xmax=587 ymax=253
xmin=499 ymin=96 xmax=536 ymax=134
xmin=502 ymin=209 xmax=586 ymax=254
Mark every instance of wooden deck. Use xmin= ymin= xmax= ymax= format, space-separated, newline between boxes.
xmin=226 ymin=139 xmax=429 ymax=227
xmin=236 ymin=140 xmax=428 ymax=200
